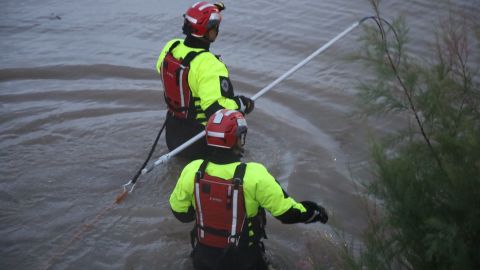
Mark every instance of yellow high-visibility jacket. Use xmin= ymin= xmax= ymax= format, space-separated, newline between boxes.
xmin=156 ymin=38 xmax=239 ymax=124
xmin=170 ymin=160 xmax=307 ymax=220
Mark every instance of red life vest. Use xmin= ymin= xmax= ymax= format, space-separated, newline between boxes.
xmin=161 ymin=41 xmax=206 ymax=119
xmin=193 ymin=160 xmax=247 ymax=249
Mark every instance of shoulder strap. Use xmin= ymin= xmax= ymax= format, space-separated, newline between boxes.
xmin=166 ymin=40 xmax=207 ymax=67
xmin=228 ymin=162 xmax=247 ymax=246
xmin=195 ymin=159 xmax=209 ymax=183
xmin=167 ymin=40 xmax=181 ymax=53
xmin=195 ymin=161 xmax=245 ymax=184
xmin=232 ymin=163 xmax=247 ymax=187
xmin=194 ymin=159 xmax=209 ymax=241
xmin=181 ymin=50 xmax=208 ymax=67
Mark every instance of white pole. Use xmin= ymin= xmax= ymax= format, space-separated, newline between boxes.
xmin=144 ymin=19 xmax=364 ymax=174
xmin=252 ymin=20 xmax=361 ymax=101
xmin=141 ymin=131 xmax=205 ymax=174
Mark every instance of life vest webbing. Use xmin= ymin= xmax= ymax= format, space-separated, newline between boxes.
xmin=161 ymin=40 xmax=206 ymax=120
xmin=178 ymin=68 xmax=186 ymax=108
xmin=230 ymin=164 xmax=246 ymax=244
xmin=194 ymin=160 xmax=209 ymax=239
xmin=194 ymin=160 xmax=247 ymax=248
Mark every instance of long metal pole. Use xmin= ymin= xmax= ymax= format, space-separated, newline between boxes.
xmin=252 ymin=20 xmax=361 ymax=101
xmin=122 ymin=18 xmax=367 ymax=192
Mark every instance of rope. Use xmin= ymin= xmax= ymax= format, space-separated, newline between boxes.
xmin=42 ymin=201 xmax=117 ymax=270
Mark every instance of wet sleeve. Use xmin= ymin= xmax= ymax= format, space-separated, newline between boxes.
xmin=169 ymin=161 xmax=199 ymax=223
xmin=194 ymin=54 xmax=240 ymax=115
xmin=253 ymin=164 xmax=308 ymax=223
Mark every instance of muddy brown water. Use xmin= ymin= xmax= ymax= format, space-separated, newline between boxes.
xmin=1 ymin=0 xmax=478 ymax=269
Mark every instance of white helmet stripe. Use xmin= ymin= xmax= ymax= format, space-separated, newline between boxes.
xmin=207 ymin=143 xmax=230 ymax=149
xmin=192 ymin=2 xmax=202 ymax=8
xmin=207 ymin=131 xmax=225 ymax=138
xmin=199 ymin=3 xmax=215 ymax=10
xmin=185 ymin=14 xmax=197 ymax=24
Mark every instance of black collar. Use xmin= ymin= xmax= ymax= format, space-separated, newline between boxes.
xmin=207 ymin=148 xmax=242 ymax=164
xmin=184 ymin=35 xmax=210 ymax=51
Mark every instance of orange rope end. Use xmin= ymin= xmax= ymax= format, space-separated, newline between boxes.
xmin=115 ymin=190 xmax=128 ymax=204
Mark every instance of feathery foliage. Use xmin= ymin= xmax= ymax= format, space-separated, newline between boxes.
xmin=344 ymin=2 xmax=480 ymax=270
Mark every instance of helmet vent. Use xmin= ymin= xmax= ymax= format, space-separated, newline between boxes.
xmin=198 ymin=3 xmax=215 ymax=11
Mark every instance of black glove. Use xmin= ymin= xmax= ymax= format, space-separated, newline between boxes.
xmin=234 ymin=95 xmax=255 ymax=115
xmin=214 ymin=2 xmax=225 ymax=11
xmin=301 ymin=201 xmax=328 ymax=224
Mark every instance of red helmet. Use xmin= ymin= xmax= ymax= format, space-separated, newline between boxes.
xmin=206 ymin=109 xmax=248 ymax=149
xmin=184 ymin=2 xmax=222 ymax=37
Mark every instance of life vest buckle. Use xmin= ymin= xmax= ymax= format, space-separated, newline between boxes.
xmin=227 ymin=235 xmax=239 ymax=246
xmin=195 ymin=170 xmax=203 ymax=183
xmin=233 ymin=177 xmax=242 ymax=188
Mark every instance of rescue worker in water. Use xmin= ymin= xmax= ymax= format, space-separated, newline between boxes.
xmin=156 ymin=2 xmax=255 ymax=160
xmin=169 ymin=109 xmax=329 ymax=270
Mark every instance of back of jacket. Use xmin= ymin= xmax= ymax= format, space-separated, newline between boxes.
xmin=156 ymin=39 xmax=239 ymax=124
xmin=169 ymin=159 xmax=307 ymax=220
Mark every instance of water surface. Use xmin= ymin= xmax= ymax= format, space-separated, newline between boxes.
xmin=1 ymin=0 xmax=478 ymax=269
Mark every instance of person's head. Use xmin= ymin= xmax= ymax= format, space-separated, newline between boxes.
xmin=206 ymin=109 xmax=248 ymax=155
xmin=182 ymin=2 xmax=223 ymax=43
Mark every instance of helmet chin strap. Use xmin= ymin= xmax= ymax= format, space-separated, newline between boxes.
xmin=203 ymin=27 xmax=219 ymax=43
xmin=232 ymin=146 xmax=244 ymax=157
xmin=204 ymin=36 xmax=215 ymax=43
xmin=201 ymin=36 xmax=213 ymax=43
xmin=232 ymin=137 xmax=245 ymax=157
xmin=196 ymin=35 xmax=214 ymax=44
